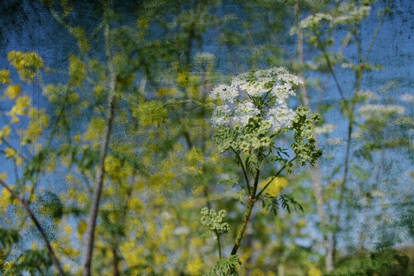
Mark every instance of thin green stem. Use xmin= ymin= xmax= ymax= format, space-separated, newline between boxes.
xmin=231 ymin=169 xmax=260 ymax=255
xmin=231 ymin=147 xmax=251 ymax=195
xmin=215 ymin=231 xmax=222 ymax=259
xmin=256 ymin=156 xmax=297 ymax=199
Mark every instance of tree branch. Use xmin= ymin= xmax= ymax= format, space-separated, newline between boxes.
xmin=0 ymin=180 xmax=65 ymax=275
xmin=82 ymin=16 xmax=117 ymax=276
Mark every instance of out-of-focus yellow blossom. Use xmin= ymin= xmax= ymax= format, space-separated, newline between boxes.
xmin=22 ymin=108 xmax=49 ymax=145
xmin=64 ymin=224 xmax=73 ymax=235
xmin=64 ymin=264 xmax=71 ymax=274
xmin=9 ymin=95 xmax=31 ymax=123
xmin=308 ymin=265 xmax=322 ymax=276
xmin=156 ymin=87 xmax=177 ymax=97
xmin=120 ymin=241 xmax=146 ymax=268
xmin=84 ymin=118 xmax=105 ymax=141
xmin=0 ymin=188 xmax=12 ymax=213
xmin=15 ymin=156 xmax=23 ymax=166
xmin=104 ymin=155 xmax=133 ymax=181
xmin=77 ymin=220 xmax=87 ymax=236
xmin=68 ymin=55 xmax=86 ymax=87
xmin=185 ymin=148 xmax=204 ymax=175
xmin=0 ymin=69 xmax=11 ymax=84
xmin=4 ymin=85 xmax=21 ymax=99
xmin=154 ymin=254 xmax=167 ymax=266
xmin=149 ymin=172 xmax=176 ymax=189
xmin=0 ymin=173 xmax=6 ymax=182
xmin=186 ymin=257 xmax=203 ymax=276
xmin=177 ymin=71 xmax=189 ymax=86
xmin=0 ymin=125 xmax=11 ymax=142
xmin=74 ymin=133 xmax=81 ymax=143
xmin=132 ymin=100 xmax=168 ymax=127
xmin=68 ymin=92 xmax=79 ymax=104
xmin=137 ymin=18 xmax=149 ymax=29
xmin=190 ymin=237 xmax=203 ymax=249
xmin=93 ymin=85 xmax=105 ymax=97
xmin=8 ymin=51 xmax=44 ymax=82
xmin=128 ymin=197 xmax=143 ymax=211
xmin=135 ymin=180 xmax=144 ymax=191
xmin=5 ymin=148 xmax=17 ymax=159
xmin=298 ymin=219 xmax=307 ymax=228
xmin=104 ymin=155 xmax=121 ymax=176
xmin=251 ymin=269 xmax=265 ymax=276
xmin=259 ymin=177 xmax=288 ymax=197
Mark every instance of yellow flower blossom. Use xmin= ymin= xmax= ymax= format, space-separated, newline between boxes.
xmin=4 ymin=85 xmax=21 ymax=99
xmin=84 ymin=118 xmax=105 ymax=141
xmin=0 ymin=125 xmax=11 ymax=142
xmin=137 ymin=18 xmax=149 ymax=29
xmin=156 ymin=87 xmax=177 ymax=97
xmin=64 ymin=224 xmax=73 ymax=235
xmin=0 ymin=173 xmax=6 ymax=182
xmin=0 ymin=69 xmax=11 ymax=84
xmin=68 ymin=55 xmax=86 ymax=87
xmin=0 ymin=188 xmax=12 ymax=213
xmin=8 ymin=51 xmax=44 ymax=82
xmin=186 ymin=257 xmax=203 ymax=275
xmin=9 ymin=95 xmax=31 ymax=123
xmin=93 ymin=85 xmax=105 ymax=97
xmin=128 ymin=197 xmax=143 ymax=211
xmin=77 ymin=220 xmax=87 ymax=236
xmin=177 ymin=71 xmax=189 ymax=86
xmin=74 ymin=133 xmax=81 ymax=143
xmin=251 ymin=269 xmax=265 ymax=276
xmin=308 ymin=265 xmax=322 ymax=276
xmin=298 ymin=219 xmax=307 ymax=228
xmin=22 ymin=108 xmax=49 ymax=145
xmin=5 ymin=148 xmax=17 ymax=159
xmin=259 ymin=177 xmax=288 ymax=197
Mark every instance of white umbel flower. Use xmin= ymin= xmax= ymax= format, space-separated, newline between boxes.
xmin=210 ymin=67 xmax=301 ymax=132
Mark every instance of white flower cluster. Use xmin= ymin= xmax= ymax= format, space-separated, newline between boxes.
xmin=210 ymin=67 xmax=302 ymax=133
xmin=332 ymin=5 xmax=370 ymax=25
xmin=359 ymin=90 xmax=379 ymax=101
xmin=299 ymin=13 xmax=332 ymax=29
xmin=298 ymin=5 xmax=370 ymax=30
xmin=401 ymin=93 xmax=414 ymax=103
xmin=359 ymin=104 xmax=405 ymax=119
xmin=314 ymin=124 xmax=336 ymax=135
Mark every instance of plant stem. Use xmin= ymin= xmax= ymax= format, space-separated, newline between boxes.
xmin=215 ymin=231 xmax=222 ymax=259
xmin=0 ymin=180 xmax=65 ymax=276
xmin=82 ymin=16 xmax=117 ymax=276
xmin=231 ymin=169 xmax=260 ymax=255
xmin=231 ymin=148 xmax=251 ymax=194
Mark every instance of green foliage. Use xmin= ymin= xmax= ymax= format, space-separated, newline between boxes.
xmin=262 ymin=194 xmax=304 ymax=216
xmin=4 ymin=250 xmax=52 ymax=276
xmin=206 ymin=255 xmax=242 ymax=276
xmin=326 ymin=250 xmax=413 ymax=276
xmin=291 ymin=106 xmax=322 ymax=166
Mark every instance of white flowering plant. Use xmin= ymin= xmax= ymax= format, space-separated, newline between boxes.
xmin=205 ymin=67 xmax=322 ymax=273
xmin=211 ymin=67 xmax=321 ymax=171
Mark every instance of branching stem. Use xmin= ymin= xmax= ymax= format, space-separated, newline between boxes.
xmin=0 ymin=180 xmax=65 ymax=276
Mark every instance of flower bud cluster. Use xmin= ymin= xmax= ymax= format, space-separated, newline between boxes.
xmin=200 ymin=207 xmax=230 ymax=234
